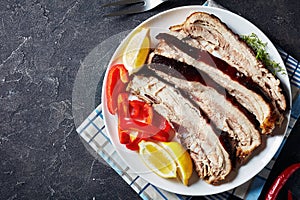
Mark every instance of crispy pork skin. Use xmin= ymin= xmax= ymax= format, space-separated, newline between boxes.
xmin=128 ymin=75 xmax=232 ymax=184
xmin=149 ymin=33 xmax=280 ymax=134
xmin=170 ymin=11 xmax=286 ymax=113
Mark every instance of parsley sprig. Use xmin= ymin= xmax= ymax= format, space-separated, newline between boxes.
xmin=241 ymin=33 xmax=286 ymax=75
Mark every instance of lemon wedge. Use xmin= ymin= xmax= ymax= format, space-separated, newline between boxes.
xmin=160 ymin=142 xmax=193 ymax=186
xmin=138 ymin=141 xmax=177 ymax=178
xmin=122 ymin=28 xmax=150 ymax=74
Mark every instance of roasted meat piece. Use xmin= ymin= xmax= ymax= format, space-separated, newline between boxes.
xmin=128 ymin=75 xmax=232 ymax=184
xmin=149 ymin=32 xmax=282 ymax=134
xmin=170 ymin=11 xmax=286 ymax=113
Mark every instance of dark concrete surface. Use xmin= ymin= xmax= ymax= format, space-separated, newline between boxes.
xmin=0 ymin=0 xmax=299 ymax=199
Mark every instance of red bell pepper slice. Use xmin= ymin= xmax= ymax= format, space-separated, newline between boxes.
xmin=118 ymin=127 xmax=130 ymax=144
xmin=150 ymin=120 xmax=174 ymax=142
xmin=106 ymin=64 xmax=129 ymax=114
xmin=129 ymin=100 xmax=153 ymax=124
xmin=117 ymin=92 xmax=175 ymax=150
xmin=125 ymin=133 xmax=144 ymax=151
xmin=150 ymin=130 xmax=169 ymax=142
xmin=117 ymin=92 xmax=130 ymax=118
xmin=118 ymin=94 xmax=156 ymax=135
xmin=119 ymin=111 xmax=171 ymax=140
xmin=119 ymin=113 xmax=174 ymax=142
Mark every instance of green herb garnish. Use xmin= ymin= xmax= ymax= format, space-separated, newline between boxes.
xmin=241 ymin=33 xmax=286 ymax=75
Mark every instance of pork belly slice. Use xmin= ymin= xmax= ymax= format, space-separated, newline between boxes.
xmin=147 ymin=63 xmax=261 ymax=159
xmin=128 ymin=75 xmax=232 ymax=184
xmin=170 ymin=11 xmax=287 ymax=112
xmin=149 ymin=33 xmax=279 ymax=134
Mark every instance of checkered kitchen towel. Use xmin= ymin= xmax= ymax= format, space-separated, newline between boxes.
xmin=76 ymin=2 xmax=300 ymax=200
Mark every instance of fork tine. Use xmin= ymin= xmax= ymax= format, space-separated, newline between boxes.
xmin=101 ymin=0 xmax=144 ymax=7
xmin=104 ymin=6 xmax=145 ymax=16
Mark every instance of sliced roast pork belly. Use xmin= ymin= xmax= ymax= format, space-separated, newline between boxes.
xmin=147 ymin=62 xmax=261 ymax=159
xmin=128 ymin=75 xmax=232 ymax=184
xmin=149 ymin=33 xmax=280 ymax=134
xmin=169 ymin=11 xmax=287 ymax=113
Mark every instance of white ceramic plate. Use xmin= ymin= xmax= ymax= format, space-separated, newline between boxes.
xmin=101 ymin=6 xmax=291 ymax=196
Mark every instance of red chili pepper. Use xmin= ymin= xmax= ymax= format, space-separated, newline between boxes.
xmin=266 ymin=163 xmax=300 ymax=200
xmin=106 ymin=64 xmax=129 ymax=114
xmin=287 ymin=190 xmax=293 ymax=200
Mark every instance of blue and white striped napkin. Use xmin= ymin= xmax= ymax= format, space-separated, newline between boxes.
xmin=76 ymin=2 xmax=300 ymax=200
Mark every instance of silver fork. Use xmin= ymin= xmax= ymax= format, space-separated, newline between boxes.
xmin=102 ymin=0 xmax=168 ymax=16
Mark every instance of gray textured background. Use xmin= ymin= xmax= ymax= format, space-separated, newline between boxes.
xmin=1 ymin=0 xmax=299 ymax=199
